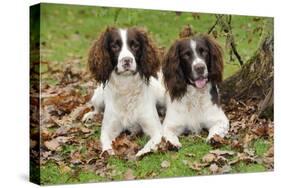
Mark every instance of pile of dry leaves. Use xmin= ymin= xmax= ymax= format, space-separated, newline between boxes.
xmin=30 ymin=59 xmax=144 ymax=179
xmin=30 ymin=59 xmax=274 ymax=179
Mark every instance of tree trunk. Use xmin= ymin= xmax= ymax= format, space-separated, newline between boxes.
xmin=221 ymin=20 xmax=273 ymax=119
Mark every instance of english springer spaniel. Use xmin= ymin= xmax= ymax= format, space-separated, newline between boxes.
xmin=162 ymin=35 xmax=229 ymax=148
xmin=83 ymin=27 xmax=165 ymax=157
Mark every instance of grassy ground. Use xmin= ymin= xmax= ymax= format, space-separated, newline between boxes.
xmin=35 ymin=3 xmax=273 ymax=185
xmin=39 ymin=135 xmax=269 ymax=185
xmin=40 ymin=3 xmax=268 ymax=79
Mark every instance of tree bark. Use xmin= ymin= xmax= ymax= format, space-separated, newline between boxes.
xmin=221 ymin=20 xmax=273 ymax=119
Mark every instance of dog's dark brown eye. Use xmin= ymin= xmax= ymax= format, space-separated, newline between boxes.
xmin=110 ymin=43 xmax=120 ymax=51
xmin=131 ymin=41 xmax=140 ymax=51
xmin=199 ymin=47 xmax=207 ymax=56
xmin=184 ymin=51 xmax=192 ymax=58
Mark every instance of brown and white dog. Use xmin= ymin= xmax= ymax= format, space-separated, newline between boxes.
xmin=162 ymin=35 xmax=229 ymax=148
xmin=83 ymin=27 xmax=165 ymax=157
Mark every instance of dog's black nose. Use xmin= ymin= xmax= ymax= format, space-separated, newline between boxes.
xmin=121 ymin=57 xmax=133 ymax=69
xmin=194 ymin=63 xmax=205 ymax=75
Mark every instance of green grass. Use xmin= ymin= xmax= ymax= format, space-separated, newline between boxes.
xmin=39 ymin=3 xmax=271 ymax=79
xmin=39 ymin=135 xmax=269 ymax=184
xmin=232 ymin=163 xmax=266 ymax=173
xmin=41 ymin=163 xmax=72 ymax=184
xmin=37 ymin=3 xmax=272 ymax=185
xmin=253 ymin=139 xmax=270 ymax=157
xmin=40 ymin=137 xmax=208 ymax=184
xmin=40 ymin=162 xmax=107 ymax=185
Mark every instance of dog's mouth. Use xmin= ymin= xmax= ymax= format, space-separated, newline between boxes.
xmin=116 ymin=68 xmax=137 ymax=76
xmin=190 ymin=76 xmax=208 ymax=89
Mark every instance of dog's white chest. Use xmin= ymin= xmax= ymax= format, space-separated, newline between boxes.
xmin=169 ymin=84 xmax=213 ymax=131
xmin=114 ymin=89 xmax=143 ymax=126
xmin=105 ymin=74 xmax=145 ymax=127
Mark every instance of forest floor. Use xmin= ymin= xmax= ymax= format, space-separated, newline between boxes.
xmin=30 ymin=4 xmax=274 ymax=185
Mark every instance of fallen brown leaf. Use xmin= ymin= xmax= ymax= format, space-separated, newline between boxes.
xmin=112 ymin=133 xmax=139 ymax=159
xmin=161 ymin=160 xmax=171 ymax=168
xmin=44 ymin=139 xmax=60 ymax=151
xmin=209 ymin=135 xmax=228 ymax=148
xmin=187 ymin=161 xmax=208 ymax=171
xmin=70 ymin=151 xmax=82 ymax=165
xmin=54 ymin=126 xmax=70 ymax=136
xmin=202 ymin=153 xmax=216 ymax=163
xmin=80 ymin=126 xmax=91 ymax=133
xmin=44 ymin=135 xmax=72 ymax=151
xmin=210 ymin=149 xmax=235 ymax=156
xmin=60 ymin=164 xmax=72 ymax=173
xmin=70 ymin=105 xmax=92 ymax=121
xmin=231 ymin=139 xmax=243 ymax=151
xmin=265 ymin=146 xmax=274 ymax=157
xmin=209 ymin=163 xmax=219 ymax=174
xmin=124 ymin=169 xmax=136 ymax=180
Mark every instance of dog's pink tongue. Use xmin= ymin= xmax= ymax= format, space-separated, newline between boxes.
xmin=195 ymin=78 xmax=207 ymax=89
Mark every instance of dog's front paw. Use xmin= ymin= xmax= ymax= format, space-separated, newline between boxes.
xmin=207 ymin=127 xmax=228 ymax=141
xmin=163 ymin=134 xmax=182 ymax=150
xmin=136 ymin=147 xmax=150 ymax=158
xmin=166 ymin=140 xmax=182 ymax=151
xmin=82 ymin=111 xmax=96 ymax=124
xmin=166 ymin=139 xmax=182 ymax=151
xmin=136 ymin=139 xmax=160 ymax=157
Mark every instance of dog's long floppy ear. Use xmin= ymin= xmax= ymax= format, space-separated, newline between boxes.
xmin=134 ymin=27 xmax=160 ymax=83
xmin=88 ymin=27 xmax=115 ymax=84
xmin=162 ymin=40 xmax=187 ymax=101
xmin=203 ymin=35 xmax=224 ymax=83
